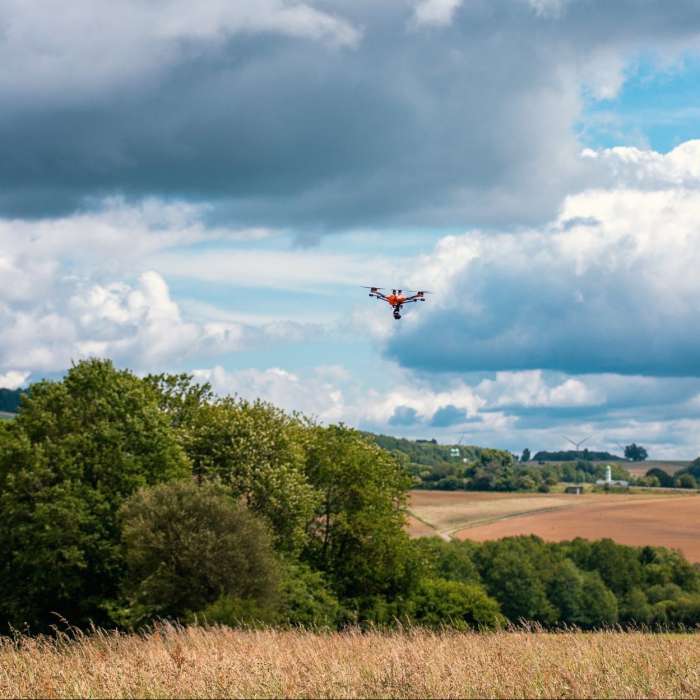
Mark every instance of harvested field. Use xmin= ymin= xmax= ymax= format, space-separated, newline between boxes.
xmin=1 ymin=625 xmax=699 ymax=699
xmin=620 ymin=460 xmax=690 ymax=477
xmin=408 ymin=490 xmax=700 ymax=561
xmin=535 ymin=460 xmax=690 ymax=477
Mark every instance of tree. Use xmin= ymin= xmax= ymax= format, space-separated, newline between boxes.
xmin=675 ymin=473 xmax=697 ymax=489
xmin=183 ymin=397 xmax=319 ymax=552
xmin=520 ymin=448 xmax=531 ymax=463
xmin=0 ymin=359 xmax=189 ymax=631
xmin=645 ymin=467 xmax=673 ymax=488
xmin=475 ymin=546 xmax=556 ymax=624
xmin=403 ymin=578 xmax=504 ymax=630
xmin=119 ymin=480 xmax=280 ymax=624
xmin=578 ymin=571 xmax=618 ymax=627
xmin=302 ymin=425 xmax=416 ymax=604
xmin=414 ymin=538 xmax=481 ymax=584
xmin=624 ymin=443 xmax=648 ymax=461
xmin=276 ymin=562 xmax=343 ymax=628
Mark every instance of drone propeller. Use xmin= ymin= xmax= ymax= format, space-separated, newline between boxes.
xmin=361 ymin=285 xmax=385 ymax=290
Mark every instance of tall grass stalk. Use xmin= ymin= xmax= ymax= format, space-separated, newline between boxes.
xmin=1 ymin=624 xmax=698 ymax=698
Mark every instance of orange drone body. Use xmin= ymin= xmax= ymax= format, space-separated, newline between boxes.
xmin=362 ymin=286 xmax=430 ymax=320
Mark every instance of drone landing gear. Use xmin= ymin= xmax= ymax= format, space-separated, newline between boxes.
xmin=393 ymin=307 xmax=401 ymax=320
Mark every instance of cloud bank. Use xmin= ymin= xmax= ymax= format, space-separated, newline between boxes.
xmin=2 ymin=0 xmax=699 ymax=231
xmin=391 ymin=140 xmax=700 ymax=377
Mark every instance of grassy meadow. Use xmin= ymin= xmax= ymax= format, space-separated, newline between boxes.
xmin=1 ymin=625 xmax=698 ymax=699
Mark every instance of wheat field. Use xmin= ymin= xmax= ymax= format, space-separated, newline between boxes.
xmin=1 ymin=625 xmax=698 ymax=699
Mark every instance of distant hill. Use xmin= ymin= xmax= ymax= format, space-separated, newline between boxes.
xmin=0 ymin=388 xmax=22 ymax=414
xmin=533 ymin=449 xmax=624 ymax=462
xmin=364 ymin=433 xmax=489 ymax=468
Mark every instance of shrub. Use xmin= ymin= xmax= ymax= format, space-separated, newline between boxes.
xmin=403 ymin=578 xmax=504 ymax=630
xmin=119 ymin=480 xmax=280 ymax=625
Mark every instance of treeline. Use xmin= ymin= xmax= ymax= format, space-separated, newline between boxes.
xmin=1 ymin=359 xmax=699 ymax=635
xmin=415 ymin=536 xmax=700 ymax=629
xmin=0 ymin=388 xmax=21 ymax=413
xmin=407 ymin=454 xmax=633 ymax=492
xmin=367 ymin=433 xmax=484 ymax=466
xmin=533 ymin=449 xmax=622 ymax=462
xmin=646 ymin=463 xmax=700 ymax=490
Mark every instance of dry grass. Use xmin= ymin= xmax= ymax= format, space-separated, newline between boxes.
xmin=1 ymin=625 xmax=698 ymax=699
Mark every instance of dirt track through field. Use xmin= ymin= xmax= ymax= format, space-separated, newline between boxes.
xmin=453 ymin=494 xmax=700 ymax=561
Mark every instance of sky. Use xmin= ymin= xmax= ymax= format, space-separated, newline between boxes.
xmin=2 ymin=0 xmax=700 ymax=457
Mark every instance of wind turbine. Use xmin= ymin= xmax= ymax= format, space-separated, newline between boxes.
xmin=562 ymin=434 xmax=592 ymax=456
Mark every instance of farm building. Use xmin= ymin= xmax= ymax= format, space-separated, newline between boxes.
xmin=564 ymin=486 xmax=583 ymax=495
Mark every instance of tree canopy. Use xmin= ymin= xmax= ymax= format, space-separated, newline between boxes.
xmin=1 ymin=358 xmax=699 ymax=635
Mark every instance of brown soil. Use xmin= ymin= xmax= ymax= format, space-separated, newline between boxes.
xmin=453 ymin=494 xmax=700 ymax=561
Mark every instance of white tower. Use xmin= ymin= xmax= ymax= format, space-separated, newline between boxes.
xmin=605 ymin=465 xmax=612 ymax=483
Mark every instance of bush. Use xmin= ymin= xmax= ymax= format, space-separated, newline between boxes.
xmin=403 ymin=578 xmax=504 ymax=630
xmin=119 ymin=480 xmax=280 ymax=625
xmin=277 ymin=562 xmax=343 ymax=628
xmin=675 ymin=473 xmax=697 ymax=489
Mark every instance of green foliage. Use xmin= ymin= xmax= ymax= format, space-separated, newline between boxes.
xmin=184 ymin=397 xmax=319 ymax=552
xmin=1 ymin=357 xmax=699 ymax=635
xmin=520 ymin=448 xmax=531 ymax=462
xmin=624 ymin=443 xmax=648 ymax=461
xmin=367 ymin=433 xmax=483 ymax=467
xmin=143 ymin=372 xmax=214 ymax=429
xmin=119 ymin=480 xmax=279 ymax=625
xmin=413 ymin=538 xmax=481 ymax=583
xmin=303 ymin=425 xmax=416 ymax=602
xmin=474 ymin=540 xmax=557 ymax=625
xmin=398 ymin=440 xmax=634 ymax=491
xmin=197 ymin=595 xmax=278 ymax=628
xmin=277 ymin=562 xmax=343 ymax=628
xmin=402 ymin=578 xmax=504 ymax=630
xmin=0 ymin=359 xmax=189 ymax=630
xmin=533 ymin=449 xmax=622 ymax=462
xmin=564 ymin=538 xmax=642 ymax=596
xmin=644 ymin=467 xmax=673 ymax=487
xmin=675 ymin=473 xmax=697 ymax=489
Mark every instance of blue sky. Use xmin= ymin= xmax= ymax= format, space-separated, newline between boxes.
xmin=2 ymin=0 xmax=700 ymax=457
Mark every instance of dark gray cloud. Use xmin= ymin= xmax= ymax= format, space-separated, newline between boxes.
xmin=2 ymin=0 xmax=700 ymax=229
xmin=389 ymin=405 xmax=420 ymax=426
xmin=430 ymin=404 xmax=467 ymax=427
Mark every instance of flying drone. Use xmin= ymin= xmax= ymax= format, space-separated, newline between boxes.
xmin=362 ymin=286 xmax=430 ymax=319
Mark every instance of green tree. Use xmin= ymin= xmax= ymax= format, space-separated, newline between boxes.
xmin=277 ymin=562 xmax=343 ymax=628
xmin=675 ymin=473 xmax=697 ymax=489
xmin=645 ymin=467 xmax=673 ymax=488
xmin=413 ymin=538 xmax=481 ymax=583
xmin=303 ymin=425 xmax=416 ymax=604
xmin=0 ymin=359 xmax=189 ymax=630
xmin=520 ymin=448 xmax=531 ymax=463
xmin=547 ymin=559 xmax=586 ymax=625
xmin=119 ymin=480 xmax=279 ymax=624
xmin=567 ymin=538 xmax=642 ymax=597
xmin=619 ymin=588 xmax=652 ymax=626
xmin=578 ymin=571 xmax=618 ymax=627
xmin=403 ymin=578 xmax=504 ymax=630
xmin=624 ymin=443 xmax=648 ymax=461
xmin=143 ymin=372 xmax=214 ymax=429
xmin=184 ymin=398 xmax=319 ymax=552
xmin=476 ymin=546 xmax=556 ymax=624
